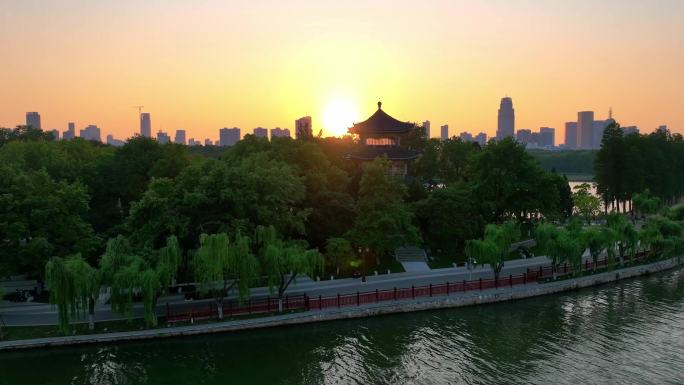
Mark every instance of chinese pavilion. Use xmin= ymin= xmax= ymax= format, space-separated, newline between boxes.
xmin=347 ymin=101 xmax=419 ymax=176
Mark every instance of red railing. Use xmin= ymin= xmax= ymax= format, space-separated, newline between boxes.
xmin=166 ymin=251 xmax=651 ymax=323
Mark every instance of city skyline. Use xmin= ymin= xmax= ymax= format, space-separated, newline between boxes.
xmin=1 ymin=1 xmax=682 ymax=142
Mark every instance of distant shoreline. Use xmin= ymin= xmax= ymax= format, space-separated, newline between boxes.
xmin=564 ymin=173 xmax=594 ymax=182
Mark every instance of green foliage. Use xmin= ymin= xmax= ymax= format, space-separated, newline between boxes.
xmin=534 ymin=222 xmax=584 ymax=276
xmin=639 ymin=216 xmax=684 ymax=259
xmin=415 ymin=183 xmax=484 ymax=258
xmin=324 ymin=237 xmax=358 ymax=276
xmin=193 ymin=232 xmax=258 ymax=318
xmin=465 ymin=221 xmax=520 ymax=281
xmin=572 ymin=183 xmax=602 ymax=223
xmin=347 ymin=158 xmax=420 ymax=258
xmin=632 ymin=189 xmax=661 ymax=217
xmin=528 ymin=149 xmax=596 ymax=176
xmin=259 ymin=226 xmax=323 ymax=298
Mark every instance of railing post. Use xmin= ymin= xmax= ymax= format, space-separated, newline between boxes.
xmin=463 ymin=279 xmax=466 ymax=292
xmin=375 ymin=289 xmax=379 ymax=303
xmin=429 ymin=284 xmax=432 ymax=297
xmin=305 ymin=294 xmax=309 ymax=311
xmin=564 ymin=263 xmax=567 ymax=274
xmin=248 ymin=298 xmax=252 ymax=314
xmin=394 ymin=287 xmax=397 ymax=301
xmin=357 ymin=291 xmax=360 ymax=306
xmin=267 ymin=296 xmax=271 ymax=313
xmin=285 ymin=295 xmax=289 ymax=311
xmin=166 ymin=302 xmax=170 ymax=319
xmin=411 ymin=285 xmax=415 ymax=299
xmin=524 ymin=273 xmax=527 ymax=284
xmin=318 ymin=295 xmax=322 ymax=310
xmin=479 ymin=278 xmax=482 ymax=291
xmin=446 ymin=281 xmax=449 ymax=296
xmin=337 ymin=294 xmax=340 ymax=308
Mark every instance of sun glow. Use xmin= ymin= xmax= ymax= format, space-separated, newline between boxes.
xmin=322 ymin=99 xmax=359 ymax=137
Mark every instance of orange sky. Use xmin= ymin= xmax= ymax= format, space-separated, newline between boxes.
xmin=1 ymin=0 xmax=682 ymax=143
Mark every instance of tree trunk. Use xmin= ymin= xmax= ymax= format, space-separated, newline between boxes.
xmin=278 ymin=298 xmax=283 ymax=312
xmin=217 ymin=301 xmax=224 ymax=320
xmin=88 ymin=297 xmax=95 ymax=331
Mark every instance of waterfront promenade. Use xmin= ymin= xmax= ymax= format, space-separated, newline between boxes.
xmin=0 ymin=256 xmax=552 ymax=327
xmin=0 ymin=256 xmax=680 ymax=351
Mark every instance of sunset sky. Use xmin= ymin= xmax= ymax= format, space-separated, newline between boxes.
xmin=1 ymin=0 xmax=682 ymax=142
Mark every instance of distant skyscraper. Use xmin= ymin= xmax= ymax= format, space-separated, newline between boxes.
xmin=156 ymin=130 xmax=170 ymax=144
xmin=459 ymin=131 xmax=473 ymax=142
xmin=219 ymin=127 xmax=241 ymax=146
xmin=496 ymin=97 xmax=515 ymax=139
xmin=106 ymin=134 xmax=125 ymax=147
xmin=422 ymin=120 xmax=431 ymax=138
xmin=592 ymin=118 xmax=614 ymax=149
xmin=26 ymin=112 xmax=41 ymax=129
xmin=253 ymin=127 xmax=268 ymax=138
xmin=539 ymin=127 xmax=555 ymax=148
xmin=140 ymin=113 xmax=151 ymax=138
xmin=79 ymin=125 xmax=101 ymax=142
xmin=578 ymin=111 xmax=594 ymax=150
xmin=63 ymin=122 xmax=76 ymax=140
xmin=295 ymin=116 xmax=312 ymax=139
xmin=48 ymin=129 xmax=60 ymax=140
xmin=174 ymin=130 xmax=186 ymax=145
xmin=271 ymin=127 xmax=291 ymax=138
xmin=188 ymin=138 xmax=201 ymax=146
xmin=656 ymin=125 xmax=668 ymax=133
xmin=474 ymin=132 xmax=487 ymax=146
xmin=440 ymin=124 xmax=449 ymax=141
xmin=622 ymin=126 xmax=639 ymax=135
xmin=516 ymin=129 xmax=533 ymax=144
xmin=204 ymin=138 xmax=212 ymax=146
xmin=564 ymin=122 xmax=577 ymax=149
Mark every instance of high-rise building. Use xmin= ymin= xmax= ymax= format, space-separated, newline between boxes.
xmin=592 ymin=119 xmax=614 ymax=149
xmin=459 ymin=131 xmax=473 ymax=142
xmin=474 ymin=132 xmax=487 ymax=146
xmin=174 ymin=130 xmax=186 ymax=145
xmin=188 ymin=138 xmax=201 ymax=146
xmin=26 ymin=112 xmax=41 ymax=129
xmin=79 ymin=125 xmax=101 ymax=142
xmin=253 ymin=127 xmax=268 ymax=138
xmin=440 ymin=124 xmax=449 ymax=141
xmin=271 ymin=127 xmax=291 ymax=138
xmin=63 ymin=122 xmax=76 ymax=140
xmin=156 ymin=130 xmax=170 ymax=144
xmin=219 ymin=127 xmax=241 ymax=146
xmin=422 ymin=120 xmax=431 ymax=139
xmin=106 ymin=134 xmax=125 ymax=147
xmin=48 ymin=129 xmax=60 ymax=140
xmin=623 ymin=126 xmax=639 ymax=135
xmin=295 ymin=116 xmax=312 ymax=139
xmin=539 ymin=127 xmax=555 ymax=148
xmin=656 ymin=125 xmax=668 ymax=133
xmin=140 ymin=113 xmax=151 ymax=138
xmin=516 ymin=129 xmax=534 ymax=145
xmin=577 ymin=111 xmax=594 ymax=150
xmin=204 ymin=138 xmax=212 ymax=146
xmin=564 ymin=122 xmax=578 ymax=149
xmin=496 ymin=97 xmax=515 ymax=139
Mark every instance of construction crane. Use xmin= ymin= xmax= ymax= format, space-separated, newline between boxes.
xmin=132 ymin=105 xmax=144 ymax=118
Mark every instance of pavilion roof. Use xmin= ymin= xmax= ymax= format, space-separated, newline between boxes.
xmin=349 ymin=102 xmax=415 ymax=135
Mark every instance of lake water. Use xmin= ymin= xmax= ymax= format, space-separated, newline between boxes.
xmin=1 ymin=267 xmax=683 ymax=385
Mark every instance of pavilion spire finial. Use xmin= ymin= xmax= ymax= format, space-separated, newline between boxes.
xmin=377 ymin=100 xmax=382 ymax=110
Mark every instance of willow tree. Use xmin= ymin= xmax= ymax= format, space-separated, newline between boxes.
xmin=535 ymin=223 xmax=583 ymax=278
xmin=193 ymin=232 xmax=258 ymax=319
xmin=607 ymin=214 xmax=638 ymax=266
xmin=65 ymin=255 xmax=101 ymax=330
xmin=583 ymin=227 xmax=610 ymax=272
xmin=259 ymin=226 xmax=323 ymax=311
xmin=45 ymin=257 xmax=75 ymax=334
xmin=465 ymin=221 xmax=519 ymax=284
xmin=100 ymin=235 xmax=180 ymax=327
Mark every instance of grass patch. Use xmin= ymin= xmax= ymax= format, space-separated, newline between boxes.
xmin=372 ymin=258 xmax=405 ymax=274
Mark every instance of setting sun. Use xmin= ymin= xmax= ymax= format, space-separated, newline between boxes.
xmin=322 ymin=99 xmax=359 ymax=137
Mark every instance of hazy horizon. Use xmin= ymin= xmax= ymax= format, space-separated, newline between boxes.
xmin=2 ymin=0 xmax=682 ymax=142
